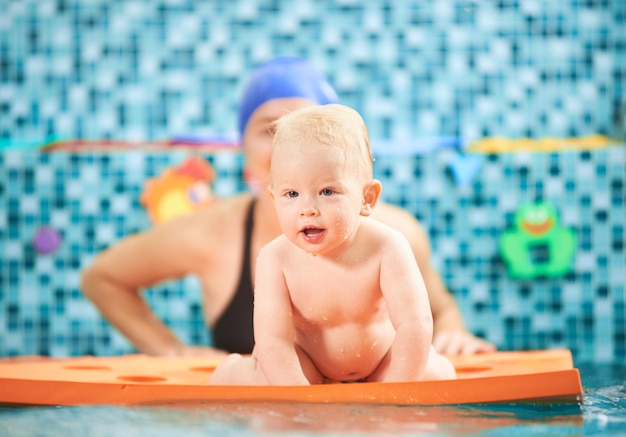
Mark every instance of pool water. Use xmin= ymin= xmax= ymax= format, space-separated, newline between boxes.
xmin=0 ymin=363 xmax=624 ymax=436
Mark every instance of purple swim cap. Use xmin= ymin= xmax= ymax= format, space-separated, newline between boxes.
xmin=238 ymin=56 xmax=339 ymax=137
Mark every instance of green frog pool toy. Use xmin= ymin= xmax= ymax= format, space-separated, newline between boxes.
xmin=500 ymin=202 xmax=576 ymax=279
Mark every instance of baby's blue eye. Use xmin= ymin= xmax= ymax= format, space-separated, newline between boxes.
xmin=321 ymin=188 xmax=333 ymax=196
xmin=287 ymin=191 xmax=298 ymax=198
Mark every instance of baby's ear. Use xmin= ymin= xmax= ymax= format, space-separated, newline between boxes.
xmin=266 ymin=184 xmax=275 ymax=201
xmin=361 ymin=180 xmax=382 ymax=216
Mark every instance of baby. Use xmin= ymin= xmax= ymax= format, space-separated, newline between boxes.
xmin=209 ymin=104 xmax=456 ymax=385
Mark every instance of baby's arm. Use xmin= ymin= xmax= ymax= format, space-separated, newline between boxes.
xmin=253 ymin=244 xmax=310 ymax=385
xmin=379 ymin=231 xmax=434 ymax=382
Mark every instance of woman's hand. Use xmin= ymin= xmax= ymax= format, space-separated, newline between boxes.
xmin=164 ymin=345 xmax=230 ymax=358
xmin=432 ymin=330 xmax=496 ymax=356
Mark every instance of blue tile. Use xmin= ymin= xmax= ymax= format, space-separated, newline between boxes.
xmin=0 ymin=0 xmax=625 ymax=362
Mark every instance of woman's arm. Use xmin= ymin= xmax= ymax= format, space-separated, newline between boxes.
xmin=81 ymin=212 xmax=227 ymax=357
xmin=373 ymin=203 xmax=496 ymax=355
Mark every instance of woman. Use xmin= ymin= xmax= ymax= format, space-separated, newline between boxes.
xmin=81 ymin=56 xmax=495 ymax=357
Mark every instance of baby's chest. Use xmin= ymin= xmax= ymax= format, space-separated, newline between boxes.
xmin=287 ymin=272 xmax=385 ymax=322
xmin=288 ymin=260 xmax=379 ymax=291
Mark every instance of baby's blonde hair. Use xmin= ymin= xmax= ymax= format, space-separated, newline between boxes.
xmin=271 ymin=104 xmax=374 ymax=182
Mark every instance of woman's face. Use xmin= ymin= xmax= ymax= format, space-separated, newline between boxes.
xmin=242 ymin=98 xmax=317 ymax=194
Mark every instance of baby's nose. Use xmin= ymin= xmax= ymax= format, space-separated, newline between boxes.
xmin=300 ymin=203 xmax=319 ymax=217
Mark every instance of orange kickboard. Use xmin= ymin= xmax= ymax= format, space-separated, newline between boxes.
xmin=0 ymin=349 xmax=583 ymax=406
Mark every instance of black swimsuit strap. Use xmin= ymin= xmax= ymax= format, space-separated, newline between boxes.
xmin=210 ymin=199 xmax=256 ymax=353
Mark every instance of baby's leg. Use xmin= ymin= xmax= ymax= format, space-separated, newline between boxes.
xmin=423 ymin=345 xmax=456 ymax=380
xmin=209 ymin=347 xmax=324 ymax=385
xmin=208 ymin=353 xmax=270 ymax=385
xmin=295 ymin=344 xmax=325 ymax=385
xmin=367 ymin=345 xmax=456 ymax=382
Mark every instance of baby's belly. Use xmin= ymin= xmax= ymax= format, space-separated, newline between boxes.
xmin=296 ymin=322 xmax=394 ymax=382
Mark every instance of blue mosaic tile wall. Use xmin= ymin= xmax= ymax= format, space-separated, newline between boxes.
xmin=1 ymin=150 xmax=248 ymax=357
xmin=0 ymin=1 xmax=625 ymax=364
xmin=1 ymin=147 xmax=624 ymax=363
xmin=0 ymin=0 xmax=624 ymax=142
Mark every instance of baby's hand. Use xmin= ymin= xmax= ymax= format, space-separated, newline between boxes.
xmin=433 ymin=330 xmax=496 ymax=356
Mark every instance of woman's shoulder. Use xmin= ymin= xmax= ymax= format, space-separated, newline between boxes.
xmin=372 ymin=202 xmax=429 ymax=241
xmin=158 ymin=194 xmax=253 ymax=245
xmin=371 ymin=202 xmax=422 ymax=230
xmin=187 ymin=193 xmax=250 ymax=225
xmin=369 ymin=202 xmax=433 ymax=264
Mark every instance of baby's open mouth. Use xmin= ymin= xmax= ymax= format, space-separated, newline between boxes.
xmin=302 ymin=227 xmax=324 ymax=237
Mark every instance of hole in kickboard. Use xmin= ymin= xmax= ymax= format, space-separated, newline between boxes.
xmin=117 ymin=375 xmax=167 ymax=383
xmin=189 ymin=366 xmax=216 ymax=373
xmin=454 ymin=366 xmax=493 ymax=374
xmin=63 ymin=365 xmax=112 ymax=371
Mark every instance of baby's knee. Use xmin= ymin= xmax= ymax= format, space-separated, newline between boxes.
xmin=208 ymin=353 xmax=245 ymax=384
xmin=209 ymin=353 xmax=271 ymax=385
xmin=426 ymin=349 xmax=456 ymax=380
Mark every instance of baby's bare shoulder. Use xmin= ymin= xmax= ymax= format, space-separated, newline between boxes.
xmin=362 ymin=217 xmax=409 ymax=244
xmin=258 ymin=233 xmax=292 ymax=259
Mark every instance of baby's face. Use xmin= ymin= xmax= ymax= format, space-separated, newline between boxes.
xmin=270 ymin=140 xmax=367 ymax=255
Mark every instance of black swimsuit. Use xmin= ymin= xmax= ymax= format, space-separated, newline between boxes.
xmin=211 ymin=200 xmax=256 ymax=354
